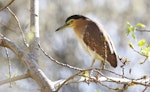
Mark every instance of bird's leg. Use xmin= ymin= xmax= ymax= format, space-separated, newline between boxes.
xmin=90 ymin=50 xmax=97 ymax=74
xmin=94 ymin=61 xmax=105 ymax=82
xmin=90 ymin=50 xmax=97 ymax=68
xmin=89 ymin=58 xmax=95 ymax=77
xmin=90 ymin=58 xmax=96 ymax=68
xmin=100 ymin=61 xmax=105 ymax=70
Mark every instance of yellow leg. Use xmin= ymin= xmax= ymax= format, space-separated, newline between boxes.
xmin=90 ymin=58 xmax=95 ymax=68
xmin=89 ymin=58 xmax=95 ymax=77
xmin=100 ymin=61 xmax=105 ymax=69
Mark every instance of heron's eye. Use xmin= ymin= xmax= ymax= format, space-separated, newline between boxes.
xmin=67 ymin=19 xmax=74 ymax=25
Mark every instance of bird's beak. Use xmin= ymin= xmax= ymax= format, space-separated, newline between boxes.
xmin=56 ymin=24 xmax=68 ymax=31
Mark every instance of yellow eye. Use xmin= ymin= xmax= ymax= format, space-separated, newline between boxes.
xmin=67 ymin=19 xmax=74 ymax=25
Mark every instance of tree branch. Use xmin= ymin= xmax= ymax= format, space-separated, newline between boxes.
xmin=38 ymin=43 xmax=84 ymax=71
xmin=0 ymin=37 xmax=53 ymax=92
xmin=136 ymin=29 xmax=150 ymax=32
xmin=29 ymin=0 xmax=40 ymax=59
xmin=7 ymin=7 xmax=28 ymax=47
xmin=55 ymin=71 xmax=82 ymax=92
xmin=4 ymin=47 xmax=12 ymax=87
xmin=0 ymin=73 xmax=30 ymax=85
xmin=52 ymin=75 xmax=150 ymax=91
xmin=0 ymin=0 xmax=15 ymax=11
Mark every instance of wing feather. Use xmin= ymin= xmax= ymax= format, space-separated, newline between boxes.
xmin=83 ymin=21 xmax=117 ymax=67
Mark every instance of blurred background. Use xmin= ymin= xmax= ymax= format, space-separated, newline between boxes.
xmin=0 ymin=0 xmax=150 ymax=92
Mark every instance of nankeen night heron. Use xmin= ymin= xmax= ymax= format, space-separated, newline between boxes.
xmin=56 ymin=15 xmax=117 ymax=68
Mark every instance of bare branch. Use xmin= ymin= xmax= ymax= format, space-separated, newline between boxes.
xmin=38 ymin=43 xmax=84 ymax=71
xmin=0 ymin=37 xmax=53 ymax=92
xmin=53 ymin=76 xmax=150 ymax=91
xmin=0 ymin=73 xmax=30 ymax=85
xmin=0 ymin=37 xmax=24 ymax=56
xmin=55 ymin=71 xmax=82 ymax=92
xmin=29 ymin=0 xmax=40 ymax=59
xmin=4 ymin=47 xmax=12 ymax=87
xmin=142 ymin=86 xmax=148 ymax=92
xmin=7 ymin=7 xmax=28 ymax=47
xmin=139 ymin=57 xmax=148 ymax=64
xmin=136 ymin=29 xmax=150 ymax=32
xmin=133 ymin=48 xmax=146 ymax=56
xmin=0 ymin=0 xmax=15 ymax=11
xmin=52 ymin=67 xmax=150 ymax=91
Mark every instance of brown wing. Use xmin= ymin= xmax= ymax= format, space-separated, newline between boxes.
xmin=83 ymin=21 xmax=117 ymax=67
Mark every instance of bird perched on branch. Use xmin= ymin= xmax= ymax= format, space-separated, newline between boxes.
xmin=56 ymin=15 xmax=117 ymax=68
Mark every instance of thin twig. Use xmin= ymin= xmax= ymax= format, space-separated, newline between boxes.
xmin=55 ymin=71 xmax=82 ymax=92
xmin=98 ymin=81 xmax=117 ymax=91
xmin=95 ymin=68 xmax=128 ymax=79
xmin=136 ymin=29 xmax=150 ymax=32
xmin=0 ymin=0 xmax=15 ymax=11
xmin=4 ymin=47 xmax=12 ymax=87
xmin=132 ymin=48 xmax=147 ymax=57
xmin=7 ymin=7 xmax=28 ymax=47
xmin=119 ymin=57 xmax=129 ymax=78
xmin=0 ymin=73 xmax=30 ymax=85
xmin=120 ymin=61 xmax=125 ymax=78
xmin=96 ymin=68 xmax=144 ymax=81
xmin=38 ymin=43 xmax=84 ymax=71
xmin=142 ymin=86 xmax=148 ymax=92
xmin=132 ymin=48 xmax=148 ymax=64
xmin=95 ymin=69 xmax=125 ymax=84
xmin=139 ymin=57 xmax=148 ymax=64
xmin=121 ymin=84 xmax=129 ymax=92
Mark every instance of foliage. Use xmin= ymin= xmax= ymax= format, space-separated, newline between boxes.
xmin=126 ymin=22 xmax=150 ymax=61
xmin=126 ymin=21 xmax=146 ymax=40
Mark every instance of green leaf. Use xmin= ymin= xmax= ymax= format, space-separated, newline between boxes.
xmin=82 ymin=71 xmax=90 ymax=78
xmin=136 ymin=23 xmax=146 ymax=28
xmin=126 ymin=21 xmax=132 ymax=35
xmin=131 ymin=26 xmax=136 ymax=32
xmin=95 ymin=89 xmax=101 ymax=92
xmin=126 ymin=21 xmax=131 ymax=26
xmin=27 ymin=31 xmax=34 ymax=42
xmin=126 ymin=21 xmax=136 ymax=32
xmin=140 ymin=46 xmax=150 ymax=57
xmin=132 ymin=33 xmax=136 ymax=40
xmin=126 ymin=21 xmax=137 ymax=39
xmin=138 ymin=39 xmax=146 ymax=47
xmin=5 ymin=74 xmax=10 ymax=78
xmin=127 ymin=27 xmax=131 ymax=35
